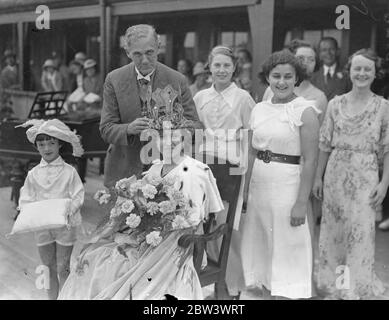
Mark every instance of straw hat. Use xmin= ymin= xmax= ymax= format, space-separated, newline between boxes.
xmin=3 ymin=49 xmax=16 ymax=60
xmin=74 ymin=52 xmax=87 ymax=63
xmin=42 ymin=59 xmax=55 ymax=69
xmin=83 ymin=59 xmax=97 ymax=70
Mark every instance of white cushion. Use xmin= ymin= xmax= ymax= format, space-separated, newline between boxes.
xmin=7 ymin=198 xmax=71 ymax=236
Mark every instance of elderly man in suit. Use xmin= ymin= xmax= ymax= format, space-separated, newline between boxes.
xmin=100 ymin=24 xmax=203 ymax=187
xmin=311 ymin=37 xmax=350 ymax=101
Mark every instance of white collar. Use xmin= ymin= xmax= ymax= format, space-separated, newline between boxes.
xmin=135 ymin=66 xmax=154 ymax=82
xmin=323 ymin=63 xmax=337 ymax=76
xmin=39 ymin=156 xmax=65 ymax=167
xmin=199 ymin=82 xmax=237 ymax=109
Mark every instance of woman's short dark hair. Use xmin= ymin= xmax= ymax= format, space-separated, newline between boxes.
xmin=259 ymin=49 xmax=307 ymax=86
xmin=345 ymin=48 xmax=380 ymax=73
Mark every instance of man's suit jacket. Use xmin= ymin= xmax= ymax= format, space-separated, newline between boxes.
xmin=100 ymin=61 xmax=203 ymax=187
xmin=311 ymin=65 xmax=351 ymax=101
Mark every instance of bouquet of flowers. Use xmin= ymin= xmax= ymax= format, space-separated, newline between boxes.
xmin=93 ymin=173 xmax=197 ymax=248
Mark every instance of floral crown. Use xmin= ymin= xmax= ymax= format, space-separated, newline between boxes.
xmin=142 ymin=85 xmax=194 ymax=131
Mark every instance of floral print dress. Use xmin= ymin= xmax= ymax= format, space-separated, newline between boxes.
xmin=317 ymin=94 xmax=389 ymax=299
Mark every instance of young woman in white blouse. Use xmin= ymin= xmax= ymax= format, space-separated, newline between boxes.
xmin=193 ymin=45 xmax=255 ymax=298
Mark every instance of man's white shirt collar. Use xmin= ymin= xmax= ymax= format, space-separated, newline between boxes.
xmin=135 ymin=67 xmax=154 ymax=82
xmin=39 ymin=156 xmax=65 ymax=167
xmin=323 ymin=63 xmax=336 ymax=77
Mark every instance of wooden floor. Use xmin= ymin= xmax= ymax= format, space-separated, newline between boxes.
xmin=0 ymin=159 xmax=388 ymax=300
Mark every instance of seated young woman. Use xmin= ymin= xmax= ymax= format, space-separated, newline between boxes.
xmin=58 ymin=107 xmax=224 ymax=300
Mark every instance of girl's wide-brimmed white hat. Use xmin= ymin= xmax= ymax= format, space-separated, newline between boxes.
xmin=16 ymin=119 xmax=84 ymax=157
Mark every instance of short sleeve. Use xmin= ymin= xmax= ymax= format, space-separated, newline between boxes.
xmin=379 ymin=99 xmax=389 ymax=155
xmin=203 ymin=167 xmax=224 ymax=215
xmin=18 ymin=171 xmax=36 ymax=209
xmin=316 ymin=92 xmax=328 ymax=125
xmin=248 ymin=104 xmax=260 ymax=130
xmin=319 ymin=99 xmax=335 ymax=152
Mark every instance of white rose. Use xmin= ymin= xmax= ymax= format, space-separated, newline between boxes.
xmin=141 ymin=184 xmax=158 ymax=199
xmin=121 ymin=200 xmax=135 ymax=213
xmin=145 ymin=231 xmax=163 ymax=247
xmin=125 ymin=214 xmax=141 ymax=228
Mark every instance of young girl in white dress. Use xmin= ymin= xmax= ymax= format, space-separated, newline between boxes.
xmin=241 ymin=50 xmax=320 ymax=299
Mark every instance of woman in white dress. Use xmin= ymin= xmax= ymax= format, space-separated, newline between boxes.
xmin=193 ymin=46 xmax=255 ymax=297
xmin=240 ymin=50 xmax=320 ymax=299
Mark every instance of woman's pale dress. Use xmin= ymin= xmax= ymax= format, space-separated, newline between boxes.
xmin=194 ymin=82 xmax=255 ymax=296
xmin=317 ymin=94 xmax=388 ymax=299
xmin=58 ymin=156 xmax=223 ymax=300
xmin=241 ymin=96 xmax=318 ymax=299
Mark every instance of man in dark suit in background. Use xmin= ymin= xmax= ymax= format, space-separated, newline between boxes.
xmin=311 ymin=37 xmax=350 ymax=101
xmin=100 ymin=24 xmax=203 ymax=188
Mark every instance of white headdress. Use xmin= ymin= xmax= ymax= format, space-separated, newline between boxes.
xmin=16 ymin=119 xmax=84 ymax=157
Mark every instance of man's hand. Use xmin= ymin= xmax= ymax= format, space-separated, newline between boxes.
xmin=126 ymin=117 xmax=150 ymax=135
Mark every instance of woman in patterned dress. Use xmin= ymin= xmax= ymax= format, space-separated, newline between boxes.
xmin=313 ymin=49 xmax=389 ymax=299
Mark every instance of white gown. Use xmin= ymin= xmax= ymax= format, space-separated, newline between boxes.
xmin=241 ymin=97 xmax=318 ymax=299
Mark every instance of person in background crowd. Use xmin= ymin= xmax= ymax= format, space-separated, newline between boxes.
xmin=177 ymin=58 xmax=193 ymax=86
xmin=241 ymin=50 xmax=319 ymax=299
xmin=312 ymin=49 xmax=388 ymax=299
xmin=194 ymin=45 xmax=255 ymax=298
xmin=83 ymin=59 xmax=102 ymax=98
xmin=234 ymin=48 xmax=253 ymax=94
xmin=1 ymin=49 xmax=20 ymax=90
xmin=52 ymin=51 xmax=70 ymax=92
xmin=74 ymin=52 xmax=87 ymax=65
xmin=41 ymin=59 xmax=63 ymax=92
xmin=189 ymin=61 xmax=210 ymax=96
xmin=68 ymin=60 xmax=84 ymax=93
xmin=311 ymin=37 xmax=350 ymax=101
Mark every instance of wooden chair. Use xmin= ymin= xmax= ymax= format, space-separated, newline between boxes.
xmin=178 ymin=168 xmax=242 ymax=300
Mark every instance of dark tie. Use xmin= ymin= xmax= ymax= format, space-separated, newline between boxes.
xmin=325 ymin=72 xmax=332 ymax=85
xmin=138 ymin=78 xmax=150 ymax=117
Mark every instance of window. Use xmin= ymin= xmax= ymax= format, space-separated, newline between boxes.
xmin=220 ymin=31 xmax=249 ymax=50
